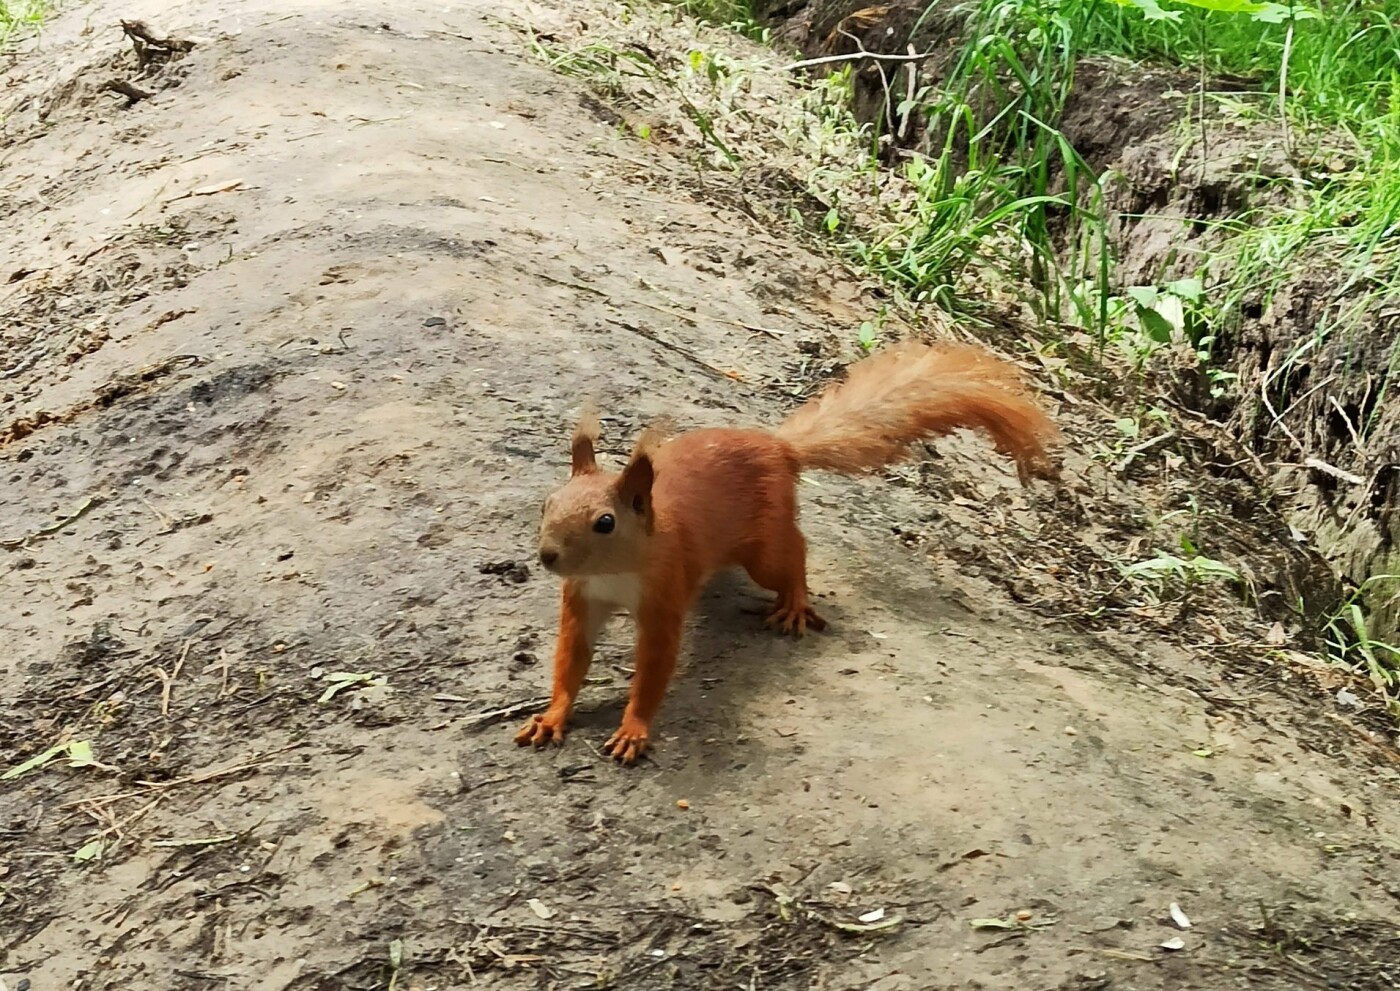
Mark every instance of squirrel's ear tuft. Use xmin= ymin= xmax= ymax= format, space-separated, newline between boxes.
xmin=570 ymin=403 xmax=601 ymax=476
xmin=632 ymin=418 xmax=674 ymax=454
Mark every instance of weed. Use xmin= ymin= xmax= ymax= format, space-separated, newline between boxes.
xmin=661 ymin=0 xmax=767 ymax=40
xmin=859 ymin=0 xmax=1115 ymax=331
xmin=527 ymin=32 xmax=659 ymax=97
xmin=1323 ymin=575 xmax=1400 ymax=701
xmin=1122 ymin=548 xmax=1241 ymax=597
xmin=856 ymin=308 xmax=890 ymax=351
xmin=855 ymin=135 xmax=1081 ymax=313
xmin=0 ymin=0 xmax=47 ymax=47
xmin=1088 ymin=405 xmax=1174 ymax=471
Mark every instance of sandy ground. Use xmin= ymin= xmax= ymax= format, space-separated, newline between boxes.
xmin=3 ymin=1 xmax=1400 ymax=989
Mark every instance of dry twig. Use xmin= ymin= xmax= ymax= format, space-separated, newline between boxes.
xmin=1 ymin=496 xmax=103 ymax=550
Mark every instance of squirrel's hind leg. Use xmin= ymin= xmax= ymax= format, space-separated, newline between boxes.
xmin=741 ymin=522 xmax=827 ymax=638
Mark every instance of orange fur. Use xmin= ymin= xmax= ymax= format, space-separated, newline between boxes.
xmin=515 ymin=340 xmax=1060 ymax=763
xmin=776 ymin=340 xmax=1059 ymax=484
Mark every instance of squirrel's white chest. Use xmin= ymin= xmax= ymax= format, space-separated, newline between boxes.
xmin=580 ymin=574 xmax=643 ymax=614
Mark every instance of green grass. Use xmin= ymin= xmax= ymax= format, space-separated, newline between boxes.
xmin=667 ymin=0 xmax=755 ymax=22
xmin=1065 ymin=0 xmax=1400 ymax=380
xmin=657 ymin=0 xmax=1400 ymax=370
xmin=664 ymin=0 xmax=768 ymax=39
xmin=1077 ymin=0 xmax=1400 ymax=132
xmin=854 ymin=0 xmax=1116 ymax=332
xmin=0 ymin=0 xmax=48 ymax=46
xmin=1324 ymin=575 xmax=1400 ymax=711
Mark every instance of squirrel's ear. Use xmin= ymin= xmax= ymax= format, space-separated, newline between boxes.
xmin=618 ymin=421 xmax=668 ymax=523
xmin=618 ymin=452 xmax=654 ymax=519
xmin=618 ymin=420 xmax=667 ymax=518
xmin=570 ymin=404 xmax=600 ymax=476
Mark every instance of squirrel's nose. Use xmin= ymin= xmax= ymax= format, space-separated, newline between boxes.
xmin=539 ymin=548 xmax=559 ymax=568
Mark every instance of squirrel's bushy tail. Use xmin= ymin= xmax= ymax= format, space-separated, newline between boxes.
xmin=775 ymin=340 xmax=1059 ymax=485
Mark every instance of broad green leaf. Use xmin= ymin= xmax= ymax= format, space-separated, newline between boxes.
xmin=1155 ymin=295 xmax=1187 ymax=334
xmin=1124 ymin=554 xmax=1187 ymax=577
xmin=2 ymin=743 xmax=67 ymax=781
xmin=1137 ymin=307 xmax=1176 ymax=344
xmin=1125 ymin=286 xmax=1159 ymax=309
xmin=73 ymin=839 xmax=105 ymax=862
xmin=969 ymin=917 xmax=1020 ymax=930
xmin=1176 ymin=0 xmax=1317 ymax=19
xmin=66 ymin=740 xmax=96 ymax=768
xmin=318 ymin=671 xmax=383 ymax=704
xmin=1165 ymin=277 xmax=1204 ymax=303
xmin=1109 ymin=0 xmax=1317 ymax=21
xmin=1107 ymin=0 xmax=1183 ymax=22
xmin=1192 ymin=556 xmax=1240 ymax=580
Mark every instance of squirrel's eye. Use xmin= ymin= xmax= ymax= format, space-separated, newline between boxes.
xmin=593 ymin=514 xmax=616 ymax=534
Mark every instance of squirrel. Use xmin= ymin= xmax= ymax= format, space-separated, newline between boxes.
xmin=515 ymin=339 xmax=1061 ymax=763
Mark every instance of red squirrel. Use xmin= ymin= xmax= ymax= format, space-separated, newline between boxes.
xmin=515 ymin=339 xmax=1060 ymax=763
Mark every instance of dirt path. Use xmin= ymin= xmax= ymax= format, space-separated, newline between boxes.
xmin=3 ymin=1 xmax=1399 ymax=988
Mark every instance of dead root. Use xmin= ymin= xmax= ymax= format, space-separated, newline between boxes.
xmin=103 ymin=20 xmax=197 ymax=107
xmin=0 ymin=354 xmax=206 ymax=449
xmin=121 ymin=20 xmax=197 ymax=72
xmin=103 ymin=78 xmax=154 ymax=106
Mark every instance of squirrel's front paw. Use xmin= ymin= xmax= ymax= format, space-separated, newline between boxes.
xmin=602 ymin=717 xmax=651 ymax=765
xmin=515 ymin=709 xmax=569 ymax=749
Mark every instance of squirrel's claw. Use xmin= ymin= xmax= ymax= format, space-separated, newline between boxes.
xmin=766 ymin=601 xmax=827 ymax=638
xmin=603 ymin=718 xmax=650 ymax=764
xmin=515 ymin=711 xmax=569 ymax=749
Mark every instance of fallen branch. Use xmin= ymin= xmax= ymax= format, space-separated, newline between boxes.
xmin=755 ymin=882 xmax=905 ymax=935
xmin=606 ymin=319 xmax=734 ymax=382
xmin=1 ymin=496 xmax=103 ymax=550
xmin=537 ymin=272 xmax=786 ymax=337
xmin=784 ymin=48 xmax=935 ymax=72
xmin=135 ymin=744 xmax=301 ymax=790
xmin=1304 ymin=456 xmax=1365 ymax=486
xmin=0 ymin=352 xmax=41 ymax=380
xmin=151 ymin=639 xmax=193 ymax=717
xmin=121 ymin=19 xmax=196 ymax=71
xmin=104 ymin=79 xmax=154 ymax=106
xmin=150 ymin=832 xmax=237 ymax=849
xmin=447 ymin=696 xmax=552 ymax=727
xmin=1115 ymin=430 xmax=1178 ymax=475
